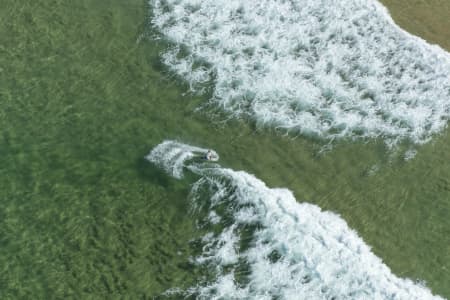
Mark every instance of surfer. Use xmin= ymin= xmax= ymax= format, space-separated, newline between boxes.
xmin=205 ymin=150 xmax=213 ymax=161
xmin=201 ymin=149 xmax=219 ymax=161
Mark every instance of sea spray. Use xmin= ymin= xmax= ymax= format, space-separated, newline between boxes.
xmin=145 ymin=140 xmax=219 ymax=179
xmin=150 ymin=0 xmax=450 ymax=145
xmin=147 ymin=141 xmax=444 ymax=299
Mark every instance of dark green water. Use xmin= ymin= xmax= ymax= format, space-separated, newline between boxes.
xmin=0 ymin=0 xmax=449 ymax=298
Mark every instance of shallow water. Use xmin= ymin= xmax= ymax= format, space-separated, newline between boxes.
xmin=147 ymin=141 xmax=443 ymax=299
xmin=0 ymin=0 xmax=449 ymax=299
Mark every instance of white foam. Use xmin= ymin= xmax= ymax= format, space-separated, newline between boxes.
xmin=150 ymin=0 xmax=450 ymax=144
xmin=149 ymin=141 xmax=444 ymax=299
xmin=145 ymin=140 xmax=219 ymax=179
xmin=404 ymin=149 xmax=418 ymax=161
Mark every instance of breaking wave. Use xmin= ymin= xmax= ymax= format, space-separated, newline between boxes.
xmin=150 ymin=0 xmax=450 ymax=144
xmin=147 ymin=141 xmax=443 ymax=299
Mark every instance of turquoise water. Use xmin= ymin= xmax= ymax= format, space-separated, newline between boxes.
xmin=0 ymin=0 xmax=449 ymax=298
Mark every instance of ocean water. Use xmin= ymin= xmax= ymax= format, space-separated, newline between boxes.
xmin=1 ymin=0 xmax=449 ymax=299
xmin=150 ymin=0 xmax=450 ymax=145
xmin=148 ymin=141 xmax=443 ymax=299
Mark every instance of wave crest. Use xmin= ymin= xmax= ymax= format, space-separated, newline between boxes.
xmin=148 ymin=141 xmax=443 ymax=299
xmin=150 ymin=0 xmax=450 ymax=144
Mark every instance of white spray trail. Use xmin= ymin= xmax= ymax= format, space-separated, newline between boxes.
xmin=146 ymin=141 xmax=444 ymax=299
xmin=145 ymin=140 xmax=219 ymax=179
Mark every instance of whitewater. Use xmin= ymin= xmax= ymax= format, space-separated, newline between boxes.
xmin=147 ymin=141 xmax=444 ymax=299
xmin=150 ymin=0 xmax=450 ymax=145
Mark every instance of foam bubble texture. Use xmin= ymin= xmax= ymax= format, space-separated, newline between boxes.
xmin=148 ymin=141 xmax=444 ymax=299
xmin=150 ymin=0 xmax=450 ymax=144
xmin=146 ymin=140 xmax=218 ymax=179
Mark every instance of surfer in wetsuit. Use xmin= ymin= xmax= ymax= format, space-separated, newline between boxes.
xmin=205 ymin=150 xmax=213 ymax=160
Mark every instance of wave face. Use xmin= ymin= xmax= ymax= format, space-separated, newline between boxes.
xmin=147 ymin=141 xmax=443 ymax=299
xmin=150 ymin=0 xmax=450 ymax=144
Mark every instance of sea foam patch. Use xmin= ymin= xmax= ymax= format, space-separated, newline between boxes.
xmin=150 ymin=0 xmax=450 ymax=144
xmin=147 ymin=141 xmax=443 ymax=299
